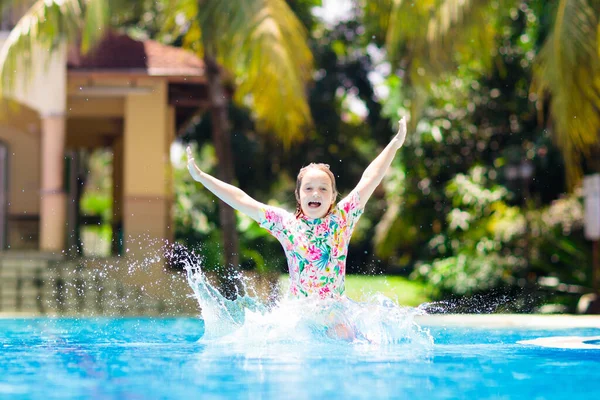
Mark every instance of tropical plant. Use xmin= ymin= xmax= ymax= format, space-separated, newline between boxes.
xmin=0 ymin=0 xmax=315 ymax=298
xmin=360 ymin=0 xmax=517 ymax=120
xmin=361 ymin=0 xmax=600 ymax=186
xmin=413 ymin=167 xmax=526 ymax=296
xmin=532 ymin=0 xmax=600 ymax=186
xmin=413 ymin=165 xmax=590 ymax=311
xmin=0 ymin=0 xmax=110 ymax=90
xmin=157 ymin=0 xmax=314 ymax=296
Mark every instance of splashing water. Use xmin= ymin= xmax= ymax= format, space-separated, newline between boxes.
xmin=179 ymin=247 xmax=433 ymax=350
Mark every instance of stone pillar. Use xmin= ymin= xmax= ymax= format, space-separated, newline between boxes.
xmin=165 ymin=106 xmax=175 ymax=244
xmin=123 ymin=81 xmax=169 ymax=244
xmin=122 ymin=82 xmax=174 ymax=302
xmin=40 ymin=114 xmax=66 ymax=252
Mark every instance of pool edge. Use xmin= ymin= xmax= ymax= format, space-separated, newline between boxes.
xmin=2 ymin=312 xmax=600 ymax=328
xmin=415 ymin=314 xmax=600 ymax=328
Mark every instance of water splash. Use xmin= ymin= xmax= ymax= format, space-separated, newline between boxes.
xmin=180 ymin=248 xmax=433 ymax=349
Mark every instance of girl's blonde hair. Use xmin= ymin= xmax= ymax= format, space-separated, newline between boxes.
xmin=294 ymin=163 xmax=338 ymax=217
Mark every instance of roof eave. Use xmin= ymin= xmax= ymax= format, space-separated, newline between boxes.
xmin=67 ymin=69 xmax=207 ymax=84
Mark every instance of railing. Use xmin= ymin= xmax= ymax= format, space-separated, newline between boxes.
xmin=0 ymin=255 xmax=191 ymax=316
xmin=3 ymin=214 xmax=120 ymax=256
xmin=0 ymin=253 xmax=279 ymax=316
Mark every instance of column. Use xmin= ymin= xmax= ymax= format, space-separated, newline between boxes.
xmin=164 ymin=106 xmax=175 ymax=244
xmin=122 ymin=82 xmax=172 ymax=301
xmin=123 ymin=81 xmax=169 ymax=243
xmin=40 ymin=114 xmax=66 ymax=252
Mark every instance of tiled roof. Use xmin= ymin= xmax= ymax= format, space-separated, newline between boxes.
xmin=67 ymin=32 xmax=205 ymax=78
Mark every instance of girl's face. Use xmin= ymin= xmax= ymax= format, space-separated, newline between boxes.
xmin=298 ymin=169 xmax=335 ymax=219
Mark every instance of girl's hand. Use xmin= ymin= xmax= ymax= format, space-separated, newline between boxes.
xmin=186 ymin=146 xmax=203 ymax=181
xmin=393 ymin=116 xmax=407 ymax=149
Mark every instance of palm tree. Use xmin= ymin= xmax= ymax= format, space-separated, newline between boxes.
xmin=0 ymin=0 xmax=109 ymax=88
xmin=533 ymin=0 xmax=600 ymax=185
xmin=364 ymin=0 xmax=600 ymax=297
xmin=0 ymin=0 xmax=314 ymax=298
xmin=362 ymin=0 xmax=512 ymax=119
xmin=361 ymin=0 xmax=600 ymax=186
xmin=158 ymin=0 xmax=313 ymax=296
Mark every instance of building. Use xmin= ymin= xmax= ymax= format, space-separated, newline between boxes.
xmin=1 ymin=30 xmax=210 ymax=254
xmin=0 ymin=11 xmax=213 ymax=314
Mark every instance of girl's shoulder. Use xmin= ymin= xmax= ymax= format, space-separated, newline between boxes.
xmin=261 ymin=205 xmax=294 ymax=226
xmin=336 ymin=190 xmax=362 ymax=212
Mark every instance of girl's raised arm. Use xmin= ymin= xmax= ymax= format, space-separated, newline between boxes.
xmin=353 ymin=116 xmax=407 ymax=208
xmin=186 ymin=146 xmax=266 ymax=222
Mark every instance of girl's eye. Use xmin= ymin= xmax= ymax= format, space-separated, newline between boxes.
xmin=320 ymin=188 xmax=328 ymax=191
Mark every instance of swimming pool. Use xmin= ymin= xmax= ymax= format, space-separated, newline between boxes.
xmin=1 ymin=316 xmax=599 ymax=399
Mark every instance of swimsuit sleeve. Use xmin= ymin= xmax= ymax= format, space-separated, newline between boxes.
xmin=336 ymin=190 xmax=364 ymax=232
xmin=258 ymin=206 xmax=293 ymax=242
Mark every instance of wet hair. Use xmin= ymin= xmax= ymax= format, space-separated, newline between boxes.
xmin=294 ymin=163 xmax=338 ymax=217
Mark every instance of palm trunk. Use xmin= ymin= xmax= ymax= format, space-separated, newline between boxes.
xmin=204 ymin=53 xmax=240 ymax=300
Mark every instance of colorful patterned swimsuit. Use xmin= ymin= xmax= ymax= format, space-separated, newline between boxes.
xmin=259 ymin=191 xmax=364 ymax=299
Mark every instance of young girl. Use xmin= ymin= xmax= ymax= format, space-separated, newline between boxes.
xmin=187 ymin=117 xmax=407 ymax=303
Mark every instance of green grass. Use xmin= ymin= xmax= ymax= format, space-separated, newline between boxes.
xmin=278 ymin=275 xmax=431 ymax=307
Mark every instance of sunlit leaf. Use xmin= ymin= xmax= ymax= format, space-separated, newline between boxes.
xmin=533 ymin=0 xmax=600 ymax=186
xmin=190 ymin=0 xmax=314 ymax=146
xmin=0 ymin=0 xmax=110 ymax=95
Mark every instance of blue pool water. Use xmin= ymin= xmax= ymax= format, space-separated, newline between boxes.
xmin=1 ymin=317 xmax=599 ymax=399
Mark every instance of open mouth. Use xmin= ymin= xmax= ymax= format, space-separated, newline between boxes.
xmin=308 ymin=201 xmax=322 ymax=209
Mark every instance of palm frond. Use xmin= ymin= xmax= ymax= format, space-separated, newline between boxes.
xmin=81 ymin=0 xmax=109 ymax=53
xmin=199 ymin=0 xmax=314 ymax=146
xmin=0 ymin=0 xmax=80 ymax=94
xmin=0 ymin=0 xmax=109 ymax=95
xmin=533 ymin=0 xmax=600 ymax=186
xmin=363 ymin=0 xmax=515 ymax=117
xmin=361 ymin=0 xmax=394 ymax=44
xmin=159 ymin=0 xmax=202 ymax=54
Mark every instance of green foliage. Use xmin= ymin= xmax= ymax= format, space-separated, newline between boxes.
xmin=533 ymin=0 xmax=600 ymax=185
xmin=80 ymin=194 xmax=111 ymax=221
xmin=279 ymin=274 xmax=431 ymax=306
xmin=172 ymin=143 xmax=223 ymax=270
xmin=414 ymin=167 xmax=525 ymax=295
xmin=4 ymin=0 xmax=597 ymax=307
xmin=0 ymin=0 xmax=112 ymax=93
xmin=343 ymin=274 xmax=431 ymax=306
xmin=157 ymin=0 xmax=314 ymax=146
xmin=527 ymin=192 xmax=589 ymax=285
xmin=173 ymin=142 xmax=287 ymax=273
xmin=362 ymin=0 xmax=519 ymax=117
xmin=414 ymin=171 xmax=589 ymax=297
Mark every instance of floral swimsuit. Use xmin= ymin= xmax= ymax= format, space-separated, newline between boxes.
xmin=259 ymin=191 xmax=364 ymax=299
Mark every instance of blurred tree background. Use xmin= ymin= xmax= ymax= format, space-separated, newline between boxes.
xmin=172 ymin=0 xmax=599 ymax=311
xmin=105 ymin=0 xmax=600 ymax=311
xmin=2 ymin=0 xmax=599 ymax=311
